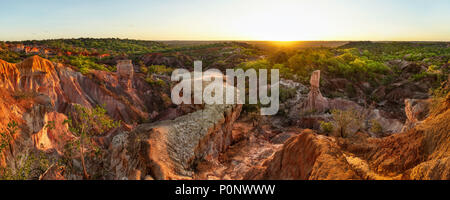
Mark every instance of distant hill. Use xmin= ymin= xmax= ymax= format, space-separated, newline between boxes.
xmin=13 ymin=38 xmax=168 ymax=55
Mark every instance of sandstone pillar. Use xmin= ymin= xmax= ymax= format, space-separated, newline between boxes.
xmin=307 ymin=70 xmax=328 ymax=112
xmin=116 ymin=60 xmax=134 ymax=89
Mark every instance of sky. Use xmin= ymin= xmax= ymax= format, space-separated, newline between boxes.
xmin=0 ymin=0 xmax=449 ymax=41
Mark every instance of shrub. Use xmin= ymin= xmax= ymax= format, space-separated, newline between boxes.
xmin=148 ymin=65 xmax=173 ymax=75
xmin=0 ymin=152 xmax=50 ymax=180
xmin=330 ymin=109 xmax=360 ymax=138
xmin=69 ymin=56 xmax=109 ymax=74
xmin=410 ymin=71 xmax=429 ymax=81
xmin=320 ymin=121 xmax=334 ymax=135
xmin=63 ymin=104 xmax=120 ymax=179
xmin=279 ymin=87 xmax=297 ymax=103
xmin=429 ymin=86 xmax=449 ymax=116
xmin=0 ymin=121 xmax=18 ymax=154
xmin=145 ymin=76 xmax=167 ymax=87
xmin=369 ymin=119 xmax=383 ymax=134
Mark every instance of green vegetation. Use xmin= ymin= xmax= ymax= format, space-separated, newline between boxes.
xmin=0 ymin=121 xmax=52 ymax=180
xmin=3 ymin=38 xmax=261 ymax=75
xmin=0 ymin=49 xmax=22 ymax=63
xmin=429 ymin=82 xmax=450 ymax=116
xmin=0 ymin=152 xmax=50 ymax=180
xmin=0 ymin=121 xmax=18 ymax=154
xmin=63 ymin=104 xmax=120 ymax=179
xmin=330 ymin=109 xmax=365 ymax=138
xmin=145 ymin=76 xmax=167 ymax=87
xmin=340 ymin=42 xmax=450 ymax=65
xmin=241 ymin=47 xmax=391 ymax=85
xmin=370 ymin=119 xmax=383 ymax=135
xmin=279 ymin=86 xmax=297 ymax=103
xmin=146 ymin=65 xmax=174 ymax=75
xmin=68 ymin=56 xmax=113 ymax=74
xmin=21 ymin=38 xmax=167 ymax=55
xmin=320 ymin=121 xmax=334 ymax=135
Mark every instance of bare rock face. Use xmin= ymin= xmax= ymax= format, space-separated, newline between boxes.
xmin=287 ymin=70 xmax=403 ymax=136
xmin=31 ymin=111 xmax=73 ymax=153
xmin=108 ymin=71 xmax=243 ymax=180
xmin=402 ymin=99 xmax=430 ymax=132
xmin=0 ymin=56 xmax=171 ymax=124
xmin=116 ymin=60 xmax=134 ymax=89
xmin=246 ymin=94 xmax=449 ymax=180
xmin=339 ymin=93 xmax=450 ymax=180
xmin=245 ymin=130 xmax=359 ymax=180
xmin=110 ymin=105 xmax=242 ymax=180
xmin=0 ymin=56 xmax=174 ymax=174
xmin=306 ymin=70 xmax=328 ymax=112
xmin=109 ymin=103 xmax=242 ymax=180
xmin=117 ymin=60 xmax=134 ymax=78
xmin=368 ymin=109 xmax=404 ymax=135
xmin=0 ymin=56 xmax=65 ymax=107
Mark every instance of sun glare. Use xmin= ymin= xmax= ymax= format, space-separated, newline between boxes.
xmin=228 ymin=2 xmax=335 ymax=42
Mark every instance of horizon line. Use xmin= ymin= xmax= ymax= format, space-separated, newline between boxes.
xmin=1 ymin=37 xmax=450 ymax=43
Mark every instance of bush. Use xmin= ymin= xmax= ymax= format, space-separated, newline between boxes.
xmin=140 ymin=65 xmax=148 ymax=74
xmin=429 ymin=86 xmax=449 ymax=116
xmin=145 ymin=76 xmax=167 ymax=87
xmin=330 ymin=109 xmax=361 ymax=138
xmin=0 ymin=121 xmax=18 ymax=154
xmin=147 ymin=65 xmax=173 ymax=75
xmin=369 ymin=120 xmax=383 ymax=134
xmin=63 ymin=104 xmax=120 ymax=179
xmin=279 ymin=87 xmax=297 ymax=103
xmin=69 ymin=56 xmax=109 ymax=74
xmin=320 ymin=121 xmax=334 ymax=135
xmin=410 ymin=71 xmax=429 ymax=81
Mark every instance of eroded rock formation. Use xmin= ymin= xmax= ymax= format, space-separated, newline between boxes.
xmin=293 ymin=70 xmax=403 ymax=136
xmin=246 ymin=93 xmax=450 ymax=180
xmin=0 ymin=56 xmax=169 ymax=124
xmin=0 ymin=56 xmax=173 ymax=174
xmin=402 ymin=99 xmax=430 ymax=132
xmin=109 ymin=103 xmax=242 ymax=180
xmin=245 ymin=129 xmax=359 ymax=180
xmin=108 ymin=71 xmax=243 ymax=180
xmin=306 ymin=70 xmax=328 ymax=112
xmin=116 ymin=60 xmax=134 ymax=89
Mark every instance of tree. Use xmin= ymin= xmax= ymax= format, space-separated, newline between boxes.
xmin=331 ymin=109 xmax=358 ymax=138
xmin=0 ymin=121 xmax=18 ymax=156
xmin=64 ymin=104 xmax=120 ymax=179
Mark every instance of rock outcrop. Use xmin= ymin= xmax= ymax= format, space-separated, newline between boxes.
xmin=305 ymin=70 xmax=328 ymax=112
xmin=116 ymin=60 xmax=134 ymax=89
xmin=248 ymin=93 xmax=450 ymax=180
xmin=401 ymin=99 xmax=430 ymax=132
xmin=108 ymin=70 xmax=243 ymax=180
xmin=0 ymin=56 xmax=174 ymax=174
xmin=292 ymin=70 xmax=403 ymax=136
xmin=245 ymin=130 xmax=360 ymax=180
xmin=109 ymin=103 xmax=242 ymax=180
xmin=0 ymin=56 xmax=170 ymax=124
